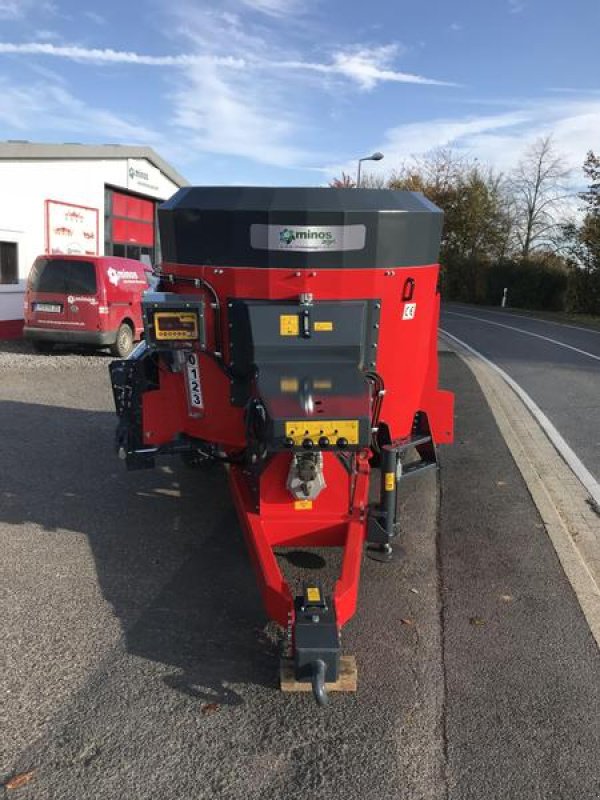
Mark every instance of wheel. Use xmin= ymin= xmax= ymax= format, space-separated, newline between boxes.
xmin=32 ymin=340 xmax=54 ymax=354
xmin=111 ymin=323 xmax=134 ymax=358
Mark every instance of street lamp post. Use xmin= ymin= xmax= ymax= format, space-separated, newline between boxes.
xmin=357 ymin=151 xmax=384 ymax=187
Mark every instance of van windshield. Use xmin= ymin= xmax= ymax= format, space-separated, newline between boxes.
xmin=29 ymin=258 xmax=97 ymax=295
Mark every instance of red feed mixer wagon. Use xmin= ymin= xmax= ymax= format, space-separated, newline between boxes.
xmin=109 ymin=187 xmax=454 ymax=705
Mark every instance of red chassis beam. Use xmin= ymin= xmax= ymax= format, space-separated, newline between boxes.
xmin=227 ymin=450 xmax=371 ymax=630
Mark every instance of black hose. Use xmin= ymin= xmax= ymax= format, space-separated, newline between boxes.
xmin=311 ymin=659 xmax=329 ymax=707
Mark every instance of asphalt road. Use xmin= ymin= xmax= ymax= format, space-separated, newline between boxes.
xmin=441 ymin=303 xmax=600 ymax=483
xmin=1 ymin=342 xmax=599 ymax=799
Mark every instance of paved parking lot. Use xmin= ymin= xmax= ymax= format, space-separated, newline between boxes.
xmin=1 ymin=342 xmax=599 ymax=799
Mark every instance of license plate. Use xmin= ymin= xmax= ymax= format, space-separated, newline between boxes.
xmin=185 ymin=352 xmax=203 ymax=411
xmin=35 ymin=303 xmax=62 ymax=313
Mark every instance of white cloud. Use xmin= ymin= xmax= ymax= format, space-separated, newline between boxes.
xmin=238 ymin=0 xmax=302 ymax=16
xmin=324 ymin=99 xmax=600 ymax=179
xmin=84 ymin=10 xmax=106 ymax=25
xmin=508 ymin=0 xmax=525 ymax=13
xmin=0 ymin=77 xmax=164 ymax=145
xmin=287 ymin=44 xmax=456 ymax=90
xmin=0 ymin=39 xmax=454 ymax=89
xmin=449 ymin=22 xmax=462 ymax=32
xmin=0 ymin=0 xmax=56 ymax=19
xmin=0 ymin=0 xmax=20 ymax=18
xmin=0 ymin=42 xmax=244 ymax=67
xmin=33 ymin=30 xmax=60 ymax=41
xmin=170 ymin=60 xmax=310 ymax=166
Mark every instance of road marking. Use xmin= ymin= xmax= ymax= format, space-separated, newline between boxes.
xmin=447 ymin=304 xmax=600 ymax=336
xmin=445 ymin=311 xmax=600 ymax=362
xmin=440 ymin=328 xmax=600 ymax=506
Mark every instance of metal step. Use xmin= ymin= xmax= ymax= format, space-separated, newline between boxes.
xmin=391 ymin=434 xmax=433 ymax=453
xmin=401 ymin=459 xmax=438 ymax=479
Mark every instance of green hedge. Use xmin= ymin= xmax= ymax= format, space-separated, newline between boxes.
xmin=441 ymin=257 xmax=568 ymax=311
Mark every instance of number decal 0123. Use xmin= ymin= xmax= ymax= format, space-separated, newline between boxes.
xmin=185 ymin=352 xmax=203 ymax=412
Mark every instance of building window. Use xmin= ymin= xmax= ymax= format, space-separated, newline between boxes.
xmin=0 ymin=242 xmax=18 ymax=284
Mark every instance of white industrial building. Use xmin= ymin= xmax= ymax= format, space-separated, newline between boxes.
xmin=0 ymin=142 xmax=188 ymax=338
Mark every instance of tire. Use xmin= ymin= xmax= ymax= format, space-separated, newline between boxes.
xmin=32 ymin=340 xmax=54 ymax=354
xmin=111 ymin=322 xmax=134 ymax=358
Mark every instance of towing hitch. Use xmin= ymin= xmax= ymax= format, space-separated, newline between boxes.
xmin=293 ymin=584 xmax=340 ymax=706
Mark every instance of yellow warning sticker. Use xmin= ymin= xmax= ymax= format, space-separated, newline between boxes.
xmin=285 ymin=419 xmax=359 ymax=446
xmin=306 ymin=587 xmax=321 ymax=603
xmin=384 ymin=472 xmax=395 ymax=491
xmin=294 ymin=499 xmax=313 ymax=510
xmin=313 ymin=379 xmax=332 ymax=390
xmin=280 ymin=378 xmax=299 ymax=393
xmin=314 ymin=321 xmax=334 ymax=332
xmin=280 ymin=314 xmax=299 ymax=336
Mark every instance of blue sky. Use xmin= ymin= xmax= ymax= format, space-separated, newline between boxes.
xmin=0 ymin=0 xmax=598 ymax=186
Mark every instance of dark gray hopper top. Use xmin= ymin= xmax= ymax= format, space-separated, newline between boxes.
xmin=158 ymin=186 xmax=443 ymax=270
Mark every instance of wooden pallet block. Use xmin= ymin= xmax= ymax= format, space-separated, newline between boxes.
xmin=280 ymin=655 xmax=357 ymax=693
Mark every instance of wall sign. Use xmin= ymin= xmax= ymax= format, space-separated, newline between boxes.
xmin=127 ymin=158 xmax=162 ymax=198
xmin=45 ymin=200 xmax=99 ymax=256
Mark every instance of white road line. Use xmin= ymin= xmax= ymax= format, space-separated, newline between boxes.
xmin=445 ymin=311 xmax=600 ymax=363
xmin=447 ymin=304 xmax=600 ymax=336
xmin=440 ymin=328 xmax=600 ymax=507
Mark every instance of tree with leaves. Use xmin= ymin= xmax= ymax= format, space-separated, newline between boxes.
xmin=389 ymin=150 xmax=512 ymax=261
xmin=559 ymin=151 xmax=600 ymax=314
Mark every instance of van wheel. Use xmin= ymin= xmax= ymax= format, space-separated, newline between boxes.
xmin=111 ymin=323 xmax=134 ymax=358
xmin=33 ymin=341 xmax=54 ymax=354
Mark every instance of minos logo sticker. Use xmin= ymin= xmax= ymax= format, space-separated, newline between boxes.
xmin=107 ymin=267 xmax=140 ymax=286
xmin=279 ymin=227 xmax=336 ymax=248
xmin=129 ymin=166 xmax=150 ymax=181
xmin=251 ymin=224 xmax=366 ymax=252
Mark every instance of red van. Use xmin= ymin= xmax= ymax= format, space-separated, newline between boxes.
xmin=23 ymin=255 xmax=151 ymax=357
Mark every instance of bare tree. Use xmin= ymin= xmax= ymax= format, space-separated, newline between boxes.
xmin=329 ymin=172 xmax=356 ymax=188
xmin=329 ymin=171 xmax=385 ymax=189
xmin=509 ymin=136 xmax=571 ymax=258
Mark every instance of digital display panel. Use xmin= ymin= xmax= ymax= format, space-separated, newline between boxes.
xmin=154 ymin=311 xmax=199 ymax=341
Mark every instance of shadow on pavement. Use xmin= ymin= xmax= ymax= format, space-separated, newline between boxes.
xmin=0 ymin=398 xmax=276 ymax=705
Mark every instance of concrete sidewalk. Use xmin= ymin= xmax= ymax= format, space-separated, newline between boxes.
xmin=439 ymin=351 xmax=600 ymax=800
